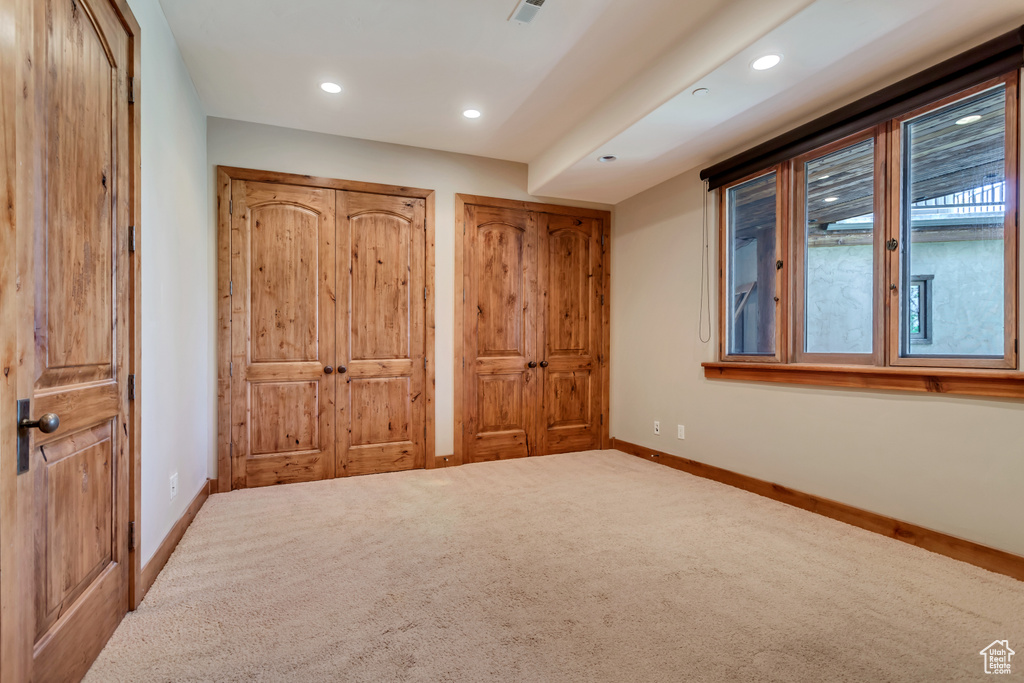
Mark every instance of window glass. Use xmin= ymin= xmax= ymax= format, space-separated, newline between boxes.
xmin=901 ymin=86 xmax=1006 ymax=357
xmin=726 ymin=173 xmax=777 ymax=356
xmin=803 ymin=139 xmax=875 ymax=354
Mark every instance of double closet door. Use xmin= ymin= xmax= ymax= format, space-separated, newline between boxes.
xmin=228 ymin=176 xmax=427 ymax=488
xmin=460 ymin=197 xmax=610 ymax=464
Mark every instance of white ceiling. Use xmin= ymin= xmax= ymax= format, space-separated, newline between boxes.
xmin=160 ymin=0 xmax=1024 ymax=204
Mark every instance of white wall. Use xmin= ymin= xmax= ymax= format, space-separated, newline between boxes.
xmin=610 ymin=165 xmax=1024 ymax=555
xmin=207 ymin=117 xmax=611 ymax=466
xmin=128 ymin=0 xmax=211 ymax=565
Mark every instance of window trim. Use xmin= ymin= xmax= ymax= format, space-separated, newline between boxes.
xmin=711 ymin=71 xmax=1020 ymax=390
xmin=718 ymin=166 xmax=789 ymax=363
xmin=886 ymin=73 xmax=1019 ymax=370
xmin=791 ymin=126 xmax=886 ymax=366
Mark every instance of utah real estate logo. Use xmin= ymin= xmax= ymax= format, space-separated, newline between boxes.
xmin=980 ymin=640 xmax=1014 ymax=675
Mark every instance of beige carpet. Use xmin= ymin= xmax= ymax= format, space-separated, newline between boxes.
xmin=86 ymin=450 xmax=1024 ymax=682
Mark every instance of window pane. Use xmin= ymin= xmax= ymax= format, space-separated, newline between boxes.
xmin=726 ymin=173 xmax=777 ymax=356
xmin=901 ymin=86 xmax=1006 ymax=357
xmin=803 ymin=139 xmax=875 ymax=354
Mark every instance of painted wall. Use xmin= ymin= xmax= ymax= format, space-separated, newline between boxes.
xmin=127 ymin=0 xmax=211 ymax=565
xmin=206 ymin=117 xmax=611 ymax=468
xmin=610 ymin=160 xmax=1024 ymax=555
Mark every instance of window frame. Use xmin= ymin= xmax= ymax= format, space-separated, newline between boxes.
xmin=718 ymin=166 xmax=789 ymax=364
xmin=711 ymin=70 xmax=1020 ymax=388
xmin=887 ymin=73 xmax=1019 ymax=370
xmin=791 ymin=126 xmax=887 ymax=366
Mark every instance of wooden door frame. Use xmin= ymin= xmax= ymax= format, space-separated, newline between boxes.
xmin=0 ymin=0 xmax=143 ymax=674
xmin=216 ymin=166 xmax=437 ymax=491
xmin=454 ymin=194 xmax=611 ymax=467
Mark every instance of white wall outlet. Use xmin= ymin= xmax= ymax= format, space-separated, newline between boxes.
xmin=677 ymin=424 xmax=685 ymax=440
xmin=170 ymin=472 xmax=179 ymax=500
xmin=653 ymin=421 xmax=660 ymax=435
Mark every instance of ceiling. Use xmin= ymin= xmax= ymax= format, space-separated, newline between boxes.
xmin=160 ymin=0 xmax=1024 ymax=204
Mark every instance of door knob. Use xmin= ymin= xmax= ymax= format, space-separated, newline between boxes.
xmin=20 ymin=412 xmax=60 ymax=434
xmin=528 ymin=361 xmax=537 ymax=368
xmin=338 ymin=366 xmax=347 ymax=374
xmin=324 ymin=366 xmax=334 ymax=374
xmin=540 ymin=361 xmax=549 ymax=368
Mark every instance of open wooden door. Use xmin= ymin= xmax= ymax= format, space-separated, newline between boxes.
xmin=1 ymin=0 xmax=140 ymax=680
xmin=230 ymin=181 xmax=337 ymax=488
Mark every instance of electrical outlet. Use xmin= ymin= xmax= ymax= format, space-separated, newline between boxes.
xmin=677 ymin=424 xmax=685 ymax=440
xmin=653 ymin=421 xmax=660 ymax=435
xmin=170 ymin=472 xmax=178 ymax=500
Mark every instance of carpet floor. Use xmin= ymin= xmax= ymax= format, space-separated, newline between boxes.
xmin=85 ymin=450 xmax=1024 ymax=682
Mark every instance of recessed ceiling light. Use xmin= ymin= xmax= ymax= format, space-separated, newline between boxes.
xmin=463 ymin=109 xmax=481 ymax=119
xmin=817 ymin=175 xmax=830 ymax=180
xmin=955 ymin=114 xmax=981 ymax=125
xmin=824 ymin=197 xmax=839 ymax=203
xmin=692 ymin=88 xmax=710 ymax=97
xmin=598 ymin=155 xmax=618 ymax=163
xmin=320 ymin=82 xmax=342 ymax=94
xmin=752 ymin=54 xmax=782 ymax=71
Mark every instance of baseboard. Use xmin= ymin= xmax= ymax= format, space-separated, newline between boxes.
xmin=610 ymin=438 xmax=1024 ymax=582
xmin=135 ymin=479 xmax=213 ymax=607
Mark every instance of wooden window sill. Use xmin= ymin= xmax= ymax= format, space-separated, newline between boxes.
xmin=702 ymin=362 xmax=1024 ymax=399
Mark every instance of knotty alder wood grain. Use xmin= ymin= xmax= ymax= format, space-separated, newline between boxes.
xmin=458 ymin=197 xmax=610 ymax=465
xmin=222 ymin=172 xmax=432 ymax=488
xmin=0 ymin=0 xmax=141 ymax=680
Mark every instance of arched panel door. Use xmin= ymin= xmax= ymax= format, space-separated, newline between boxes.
xmin=337 ymin=192 xmax=426 ymax=476
xmin=230 ymin=181 xmax=337 ymax=488
xmin=538 ymin=214 xmax=604 ymax=454
xmin=462 ymin=205 xmax=540 ymax=463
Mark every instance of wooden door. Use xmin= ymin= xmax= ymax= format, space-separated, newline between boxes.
xmin=337 ymin=192 xmax=426 ymax=476
xmin=231 ymin=181 xmax=337 ymax=488
xmin=538 ymin=214 xmax=604 ymax=454
xmin=463 ymin=205 xmax=541 ymax=463
xmin=24 ymin=0 xmax=134 ymax=679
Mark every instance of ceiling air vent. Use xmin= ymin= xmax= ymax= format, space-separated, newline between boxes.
xmin=510 ymin=0 xmax=545 ymax=24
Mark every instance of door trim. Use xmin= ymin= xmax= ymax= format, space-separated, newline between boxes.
xmin=216 ymin=166 xmax=437 ymax=491
xmin=454 ymin=194 xmax=611 ymax=467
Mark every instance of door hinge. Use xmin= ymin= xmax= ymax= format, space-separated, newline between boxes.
xmin=128 ymin=374 xmax=136 ymax=401
xmin=600 ymin=414 xmax=604 ymax=425
xmin=601 ymin=233 xmax=605 ymax=247
xmin=424 ymin=286 xmax=427 ymax=301
xmin=128 ymin=77 xmax=135 ymax=105
xmin=229 ymin=280 xmax=234 ymax=297
xmin=601 ymin=294 xmax=605 ymax=306
xmin=128 ymin=521 xmax=136 ymax=551
xmin=229 ymin=200 xmax=233 ymax=215
xmin=128 ymin=225 xmax=136 ymax=253
xmin=229 ymin=361 xmax=234 ymax=377
xmin=424 ymin=358 xmax=427 ymax=369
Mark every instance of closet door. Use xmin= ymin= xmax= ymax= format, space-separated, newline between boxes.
xmin=538 ymin=214 xmax=604 ymax=454
xmin=463 ymin=205 xmax=540 ymax=463
xmin=337 ymin=192 xmax=426 ymax=476
xmin=231 ymin=181 xmax=336 ymax=488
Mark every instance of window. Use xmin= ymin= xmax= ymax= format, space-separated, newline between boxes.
xmin=714 ymin=72 xmax=1019 ymax=384
xmin=722 ymin=171 xmax=782 ymax=360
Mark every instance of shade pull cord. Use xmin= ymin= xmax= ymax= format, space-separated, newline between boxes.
xmin=698 ymin=179 xmax=712 ymax=344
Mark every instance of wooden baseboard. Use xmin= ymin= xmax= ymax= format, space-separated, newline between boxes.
xmin=133 ymin=479 xmax=213 ymax=607
xmin=610 ymin=438 xmax=1024 ymax=582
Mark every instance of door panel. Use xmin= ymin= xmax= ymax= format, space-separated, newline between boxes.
xmin=338 ymin=192 xmax=425 ymax=476
xmin=29 ymin=0 xmax=132 ymax=679
xmin=463 ymin=205 xmax=539 ymax=463
xmin=232 ymin=181 xmax=336 ymax=488
xmin=540 ymin=214 xmax=603 ymax=454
